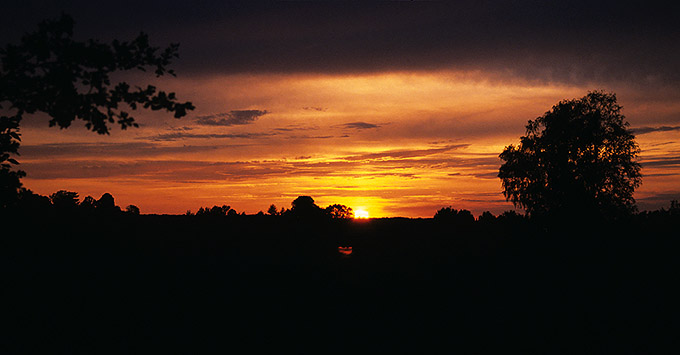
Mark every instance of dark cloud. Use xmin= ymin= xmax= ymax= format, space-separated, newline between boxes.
xmin=5 ymin=1 xmax=680 ymax=87
xmin=195 ymin=110 xmax=269 ymax=126
xmin=141 ymin=131 xmax=275 ymax=142
xmin=640 ymin=157 xmax=680 ymax=168
xmin=286 ymin=135 xmax=336 ymax=140
xmin=338 ymin=122 xmax=381 ymax=130
xmin=633 ymin=125 xmax=680 ymax=135
xmin=22 ymin=148 xmax=498 ymax=182
xmin=19 ymin=142 xmax=219 ymax=157
xmin=273 ymin=125 xmax=319 ymax=132
xmin=303 ymin=107 xmax=327 ymax=112
xmin=342 ymin=144 xmax=469 ymax=161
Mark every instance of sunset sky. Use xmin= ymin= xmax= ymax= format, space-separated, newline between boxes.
xmin=4 ymin=1 xmax=680 ymax=217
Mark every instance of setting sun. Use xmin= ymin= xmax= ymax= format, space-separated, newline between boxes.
xmin=354 ymin=209 xmax=369 ymax=219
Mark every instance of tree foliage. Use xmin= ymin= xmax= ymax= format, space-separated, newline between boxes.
xmin=433 ymin=206 xmax=474 ymax=226
xmin=196 ymin=205 xmax=233 ymax=217
xmin=0 ymin=14 xmax=194 ymax=135
xmin=498 ymin=91 xmax=642 ymax=218
xmin=50 ymin=190 xmax=80 ymax=210
xmin=0 ymin=14 xmax=193 ymax=209
xmin=325 ymin=204 xmax=354 ymax=219
xmin=290 ymin=196 xmax=324 ymax=218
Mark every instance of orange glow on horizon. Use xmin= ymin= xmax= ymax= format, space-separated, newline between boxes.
xmin=17 ymin=71 xmax=680 ymax=217
xmin=354 ymin=209 xmax=369 ymax=219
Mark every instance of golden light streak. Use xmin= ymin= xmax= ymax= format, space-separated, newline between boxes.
xmin=18 ymin=70 xmax=680 ymax=217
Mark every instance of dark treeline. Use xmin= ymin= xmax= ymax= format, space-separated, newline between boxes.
xmin=7 ymin=185 xmax=679 ymax=227
xmin=3 ymin=190 xmax=679 ymax=353
xmin=4 ymin=15 xmax=678 ymax=352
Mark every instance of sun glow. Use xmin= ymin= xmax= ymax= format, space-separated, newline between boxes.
xmin=354 ymin=209 xmax=369 ymax=219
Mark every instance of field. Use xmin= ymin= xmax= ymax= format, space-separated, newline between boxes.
xmin=3 ymin=213 xmax=678 ymax=353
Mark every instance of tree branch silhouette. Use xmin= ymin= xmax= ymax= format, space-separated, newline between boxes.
xmin=0 ymin=14 xmax=194 ymax=208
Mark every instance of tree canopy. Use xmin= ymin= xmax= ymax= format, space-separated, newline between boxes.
xmin=0 ymin=14 xmax=194 ymax=135
xmin=325 ymin=204 xmax=354 ymax=219
xmin=498 ymin=91 xmax=642 ymax=218
xmin=0 ymin=14 xmax=193 ymax=209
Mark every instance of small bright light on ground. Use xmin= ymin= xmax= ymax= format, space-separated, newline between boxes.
xmin=354 ymin=209 xmax=369 ymax=219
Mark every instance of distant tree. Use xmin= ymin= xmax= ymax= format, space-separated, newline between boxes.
xmin=434 ymin=207 xmax=475 ymax=226
xmin=496 ymin=210 xmax=526 ymax=224
xmin=16 ymin=188 xmax=51 ymax=213
xmin=477 ymin=211 xmax=496 ymax=224
xmin=325 ymin=204 xmax=354 ymax=219
xmin=663 ymin=200 xmax=680 ymax=218
xmin=96 ymin=193 xmax=117 ymax=211
xmin=196 ymin=205 xmax=231 ymax=217
xmin=125 ymin=205 xmax=140 ymax=215
xmin=290 ymin=196 xmax=324 ymax=218
xmin=211 ymin=205 xmax=231 ymax=216
xmin=50 ymin=190 xmax=79 ymax=210
xmin=267 ymin=204 xmax=279 ymax=216
xmin=80 ymin=195 xmax=97 ymax=213
xmin=499 ymin=91 xmax=642 ymax=218
xmin=0 ymin=168 xmax=24 ymax=209
xmin=0 ymin=14 xmax=194 ymax=208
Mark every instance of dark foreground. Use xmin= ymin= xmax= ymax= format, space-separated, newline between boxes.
xmin=3 ymin=214 xmax=678 ymax=353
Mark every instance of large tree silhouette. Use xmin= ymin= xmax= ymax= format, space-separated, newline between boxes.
xmin=498 ymin=91 xmax=642 ymax=218
xmin=0 ymin=14 xmax=194 ymax=208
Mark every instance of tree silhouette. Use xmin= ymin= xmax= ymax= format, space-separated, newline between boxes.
xmin=267 ymin=204 xmax=279 ymax=216
xmin=196 ymin=205 xmax=232 ymax=217
xmin=290 ymin=196 xmax=324 ymax=218
xmin=0 ymin=167 xmax=24 ymax=209
xmin=50 ymin=190 xmax=79 ymax=211
xmin=325 ymin=204 xmax=354 ymax=219
xmin=499 ymin=91 xmax=642 ymax=218
xmin=125 ymin=205 xmax=141 ymax=215
xmin=434 ymin=206 xmax=475 ymax=226
xmin=96 ymin=192 xmax=121 ymax=214
xmin=80 ymin=195 xmax=97 ymax=213
xmin=0 ymin=14 xmax=194 ymax=209
xmin=477 ymin=211 xmax=496 ymax=224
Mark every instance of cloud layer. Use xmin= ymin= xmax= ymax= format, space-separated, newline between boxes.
xmin=6 ymin=1 xmax=680 ymax=216
xmin=5 ymin=1 xmax=680 ymax=87
xmin=195 ymin=110 xmax=269 ymax=126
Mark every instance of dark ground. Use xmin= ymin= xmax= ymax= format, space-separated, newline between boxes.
xmin=3 ymin=213 xmax=678 ymax=353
